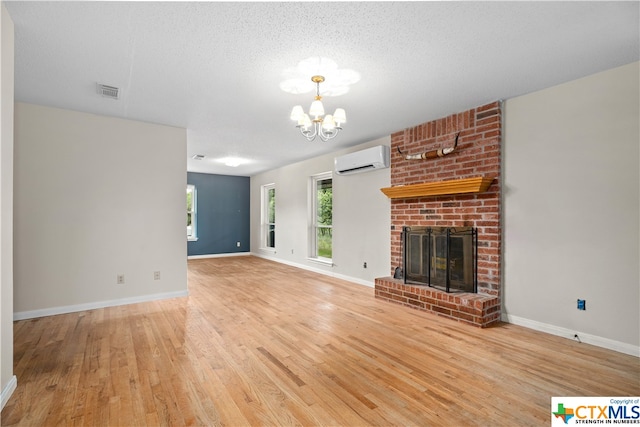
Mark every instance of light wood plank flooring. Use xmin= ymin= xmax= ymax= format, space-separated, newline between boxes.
xmin=2 ymin=256 xmax=639 ymax=426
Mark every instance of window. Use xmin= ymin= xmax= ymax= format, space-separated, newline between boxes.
xmin=262 ymin=183 xmax=275 ymax=249
xmin=187 ymin=185 xmax=197 ymax=241
xmin=310 ymin=173 xmax=332 ymax=261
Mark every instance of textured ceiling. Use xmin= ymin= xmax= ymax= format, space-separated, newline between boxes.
xmin=5 ymin=1 xmax=639 ymax=176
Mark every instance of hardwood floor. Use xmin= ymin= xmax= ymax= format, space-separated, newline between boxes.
xmin=2 ymin=256 xmax=639 ymax=426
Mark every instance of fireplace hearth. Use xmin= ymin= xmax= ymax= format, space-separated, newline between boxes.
xmin=402 ymin=226 xmax=477 ymax=293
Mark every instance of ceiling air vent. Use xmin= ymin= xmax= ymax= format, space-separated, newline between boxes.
xmin=96 ymin=83 xmax=119 ymax=100
xmin=192 ymin=154 xmax=205 ymax=160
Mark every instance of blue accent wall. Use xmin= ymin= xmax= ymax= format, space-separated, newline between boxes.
xmin=187 ymin=172 xmax=250 ymax=256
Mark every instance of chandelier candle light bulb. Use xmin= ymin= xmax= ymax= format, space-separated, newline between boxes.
xmin=290 ymin=75 xmax=346 ymax=142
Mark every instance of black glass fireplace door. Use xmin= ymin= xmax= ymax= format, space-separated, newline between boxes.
xmin=403 ymin=226 xmax=477 ymax=293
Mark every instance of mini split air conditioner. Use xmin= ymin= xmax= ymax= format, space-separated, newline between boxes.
xmin=334 ymin=145 xmax=390 ymax=175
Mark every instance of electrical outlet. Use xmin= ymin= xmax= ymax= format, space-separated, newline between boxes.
xmin=117 ymin=274 xmax=125 ymax=285
xmin=236 ymin=241 xmax=241 ymax=247
xmin=363 ymin=262 xmax=367 ymax=268
xmin=154 ymin=271 xmax=160 ymax=280
xmin=577 ymin=299 xmax=586 ymax=310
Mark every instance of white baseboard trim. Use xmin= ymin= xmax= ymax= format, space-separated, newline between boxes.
xmin=502 ymin=313 xmax=639 ymax=357
xmin=251 ymin=252 xmax=374 ymax=288
xmin=1 ymin=375 xmax=17 ymax=410
xmin=188 ymin=252 xmax=251 ymax=260
xmin=13 ymin=290 xmax=190 ymax=321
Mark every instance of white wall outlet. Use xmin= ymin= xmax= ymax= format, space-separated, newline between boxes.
xmin=236 ymin=241 xmax=241 ymax=247
xmin=117 ymin=274 xmax=125 ymax=284
xmin=154 ymin=271 xmax=160 ymax=280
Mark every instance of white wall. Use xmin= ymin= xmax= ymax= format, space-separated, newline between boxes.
xmin=503 ymin=62 xmax=639 ymax=355
xmin=250 ymin=137 xmax=391 ymax=286
xmin=0 ymin=2 xmax=15 ymax=409
xmin=13 ymin=103 xmax=188 ymax=318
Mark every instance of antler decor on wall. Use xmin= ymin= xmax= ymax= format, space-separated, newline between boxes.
xmin=397 ymin=132 xmax=460 ymax=160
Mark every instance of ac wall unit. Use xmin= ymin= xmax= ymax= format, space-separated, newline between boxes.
xmin=334 ymin=145 xmax=390 ymax=175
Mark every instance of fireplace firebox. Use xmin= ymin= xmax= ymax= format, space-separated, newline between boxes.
xmin=402 ymin=226 xmax=477 ymax=293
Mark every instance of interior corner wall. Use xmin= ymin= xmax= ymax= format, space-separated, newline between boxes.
xmin=1 ymin=2 xmax=15 ymax=408
xmin=503 ymin=62 xmax=639 ymax=353
xmin=13 ymin=102 xmax=188 ymax=317
xmin=250 ymin=137 xmax=391 ymax=286
xmin=187 ymin=172 xmax=250 ymax=256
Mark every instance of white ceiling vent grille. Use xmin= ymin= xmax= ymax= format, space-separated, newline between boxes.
xmin=96 ymin=83 xmax=119 ymax=100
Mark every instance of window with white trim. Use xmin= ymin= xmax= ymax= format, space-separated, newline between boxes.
xmin=187 ymin=185 xmax=197 ymax=241
xmin=262 ymin=183 xmax=275 ymax=249
xmin=310 ymin=172 xmax=332 ymax=261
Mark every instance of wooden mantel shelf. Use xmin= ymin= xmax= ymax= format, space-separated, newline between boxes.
xmin=380 ymin=176 xmax=494 ymax=199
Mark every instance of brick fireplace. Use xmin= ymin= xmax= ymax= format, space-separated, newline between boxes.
xmin=375 ymin=101 xmax=502 ymax=327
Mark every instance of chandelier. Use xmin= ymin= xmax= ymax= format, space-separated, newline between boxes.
xmin=290 ymin=75 xmax=346 ymax=142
